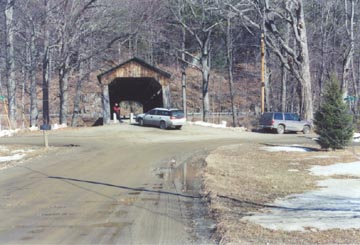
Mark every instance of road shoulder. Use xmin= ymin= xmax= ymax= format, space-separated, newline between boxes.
xmin=203 ymin=143 xmax=360 ymax=244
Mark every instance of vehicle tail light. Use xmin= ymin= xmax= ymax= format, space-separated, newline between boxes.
xmin=170 ymin=116 xmax=176 ymax=120
xmin=271 ymin=119 xmax=275 ymax=125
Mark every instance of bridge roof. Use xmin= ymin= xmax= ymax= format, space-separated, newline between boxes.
xmin=97 ymin=57 xmax=171 ymax=83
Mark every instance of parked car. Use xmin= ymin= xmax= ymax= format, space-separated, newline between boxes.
xmin=136 ymin=108 xmax=186 ymax=129
xmin=259 ymin=112 xmax=312 ymax=134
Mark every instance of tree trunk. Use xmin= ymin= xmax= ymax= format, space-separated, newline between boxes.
xmin=294 ymin=0 xmax=314 ymax=120
xmin=318 ymin=5 xmax=328 ymax=106
xmin=342 ymin=0 xmax=355 ymax=98
xmin=71 ymin=64 xmax=84 ymax=127
xmin=102 ymin=85 xmax=110 ymax=124
xmin=226 ymin=16 xmax=237 ymax=127
xmin=29 ymin=29 xmax=38 ymax=127
xmin=281 ymin=63 xmax=287 ymax=112
xmin=299 ymin=52 xmax=313 ymax=120
xmin=201 ymin=53 xmax=210 ymax=122
xmin=351 ymin=59 xmax=357 ymax=113
xmin=281 ymin=23 xmax=290 ymax=112
xmin=21 ymin=65 xmax=26 ymax=128
xmin=5 ymin=0 xmax=16 ymax=128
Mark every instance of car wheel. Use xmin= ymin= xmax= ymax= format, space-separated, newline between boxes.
xmin=160 ymin=121 xmax=167 ymax=130
xmin=175 ymin=126 xmax=182 ymax=130
xmin=303 ymin=125 xmax=310 ymax=134
xmin=138 ymin=118 xmax=144 ymax=126
xmin=277 ymin=125 xmax=285 ymax=134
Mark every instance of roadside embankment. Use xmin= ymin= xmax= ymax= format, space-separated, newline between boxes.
xmin=203 ymin=143 xmax=360 ymax=244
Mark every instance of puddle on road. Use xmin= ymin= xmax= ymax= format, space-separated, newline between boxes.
xmin=155 ymin=156 xmax=219 ymax=243
xmin=91 ymin=221 xmax=132 ymax=228
xmin=63 ymin=144 xmax=80 ymax=147
xmin=128 ymin=192 xmax=141 ymax=195
xmin=40 ymin=212 xmax=74 ymax=217
xmin=141 ymin=197 xmax=158 ymax=202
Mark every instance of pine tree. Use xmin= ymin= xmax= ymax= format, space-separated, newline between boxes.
xmin=314 ymin=76 xmax=354 ymax=150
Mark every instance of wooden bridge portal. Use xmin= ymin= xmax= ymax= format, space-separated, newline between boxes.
xmin=97 ymin=57 xmax=171 ymax=124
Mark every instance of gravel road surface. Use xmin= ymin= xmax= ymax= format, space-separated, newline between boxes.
xmin=0 ymin=124 xmax=315 ymax=244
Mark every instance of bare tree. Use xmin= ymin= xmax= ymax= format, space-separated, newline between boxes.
xmin=170 ymin=0 xmax=222 ymax=122
xmin=262 ymin=0 xmax=314 ymax=120
xmin=224 ymin=0 xmax=314 ymax=119
xmin=4 ymin=0 xmax=16 ymax=128
xmin=17 ymin=0 xmax=42 ymax=127
xmin=52 ymin=0 xmax=99 ymax=125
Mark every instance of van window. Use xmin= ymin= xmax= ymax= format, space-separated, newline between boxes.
xmin=274 ymin=113 xmax=283 ymax=120
xmin=285 ymin=113 xmax=293 ymax=120
xmin=293 ymin=114 xmax=300 ymax=121
xmin=261 ymin=113 xmax=272 ymax=121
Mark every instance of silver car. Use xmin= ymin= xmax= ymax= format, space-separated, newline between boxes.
xmin=259 ymin=112 xmax=312 ymax=134
xmin=136 ymin=108 xmax=186 ymax=129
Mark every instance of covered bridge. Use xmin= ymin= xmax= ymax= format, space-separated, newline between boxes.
xmin=97 ymin=57 xmax=172 ymax=124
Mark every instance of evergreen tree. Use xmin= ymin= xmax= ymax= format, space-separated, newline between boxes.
xmin=314 ymin=76 xmax=354 ymax=150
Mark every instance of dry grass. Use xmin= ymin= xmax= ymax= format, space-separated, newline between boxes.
xmin=203 ymin=143 xmax=360 ymax=244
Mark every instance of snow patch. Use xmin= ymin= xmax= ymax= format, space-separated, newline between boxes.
xmin=288 ymin=169 xmax=299 ymax=172
xmin=0 ymin=129 xmax=19 ymax=137
xmin=51 ymin=123 xmax=67 ymax=130
xmin=243 ymin=160 xmax=360 ymax=231
xmin=244 ymin=178 xmax=360 ymax=231
xmin=11 ymin=149 xmax=34 ymax=154
xmin=29 ymin=126 xmax=39 ymax=131
xmin=0 ymin=145 xmax=8 ymax=151
xmin=310 ymin=162 xmax=360 ymax=177
xmin=0 ymin=123 xmax=67 ymax=138
xmin=0 ymin=154 xmax=24 ymax=163
xmin=354 ymin=133 xmax=360 ymax=142
xmin=189 ymin=121 xmax=227 ymax=128
xmin=187 ymin=121 xmax=247 ymax=131
xmin=306 ymin=155 xmax=338 ymax=159
xmin=260 ymin=145 xmax=313 ymax=152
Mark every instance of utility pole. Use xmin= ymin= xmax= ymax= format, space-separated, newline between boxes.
xmin=261 ymin=33 xmax=265 ymax=114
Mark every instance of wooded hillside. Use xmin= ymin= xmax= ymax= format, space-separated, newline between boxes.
xmin=0 ymin=0 xmax=358 ymax=128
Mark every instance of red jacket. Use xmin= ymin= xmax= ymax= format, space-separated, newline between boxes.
xmin=113 ymin=105 xmax=120 ymax=113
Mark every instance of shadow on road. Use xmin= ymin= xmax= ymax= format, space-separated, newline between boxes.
xmin=48 ymin=176 xmax=201 ymax=199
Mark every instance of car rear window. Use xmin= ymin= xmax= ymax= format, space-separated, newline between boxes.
xmin=170 ymin=110 xmax=184 ymax=118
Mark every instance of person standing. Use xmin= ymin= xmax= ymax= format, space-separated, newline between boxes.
xmin=113 ymin=103 xmax=120 ymax=121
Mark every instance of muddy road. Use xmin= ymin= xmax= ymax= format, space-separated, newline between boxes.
xmin=0 ymin=124 xmax=315 ymax=244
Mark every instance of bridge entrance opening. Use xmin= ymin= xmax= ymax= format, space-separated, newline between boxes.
xmin=109 ymin=77 xmax=163 ymax=114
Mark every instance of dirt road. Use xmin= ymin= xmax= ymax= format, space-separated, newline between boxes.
xmin=0 ymin=124 xmax=315 ymax=244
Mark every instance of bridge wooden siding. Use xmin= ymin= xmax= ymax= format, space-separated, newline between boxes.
xmin=97 ymin=57 xmax=171 ymax=124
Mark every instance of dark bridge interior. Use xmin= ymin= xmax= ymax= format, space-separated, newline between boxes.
xmin=109 ymin=77 xmax=163 ymax=114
